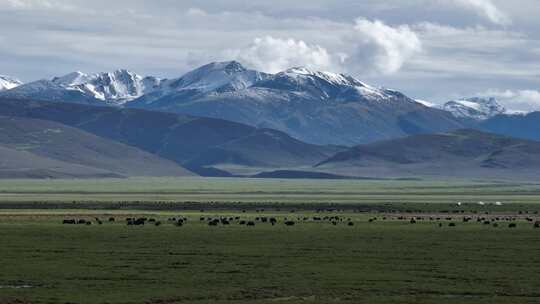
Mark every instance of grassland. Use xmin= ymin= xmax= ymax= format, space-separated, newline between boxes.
xmin=1 ymin=177 xmax=540 ymax=205
xmin=1 ymin=178 xmax=540 ymax=304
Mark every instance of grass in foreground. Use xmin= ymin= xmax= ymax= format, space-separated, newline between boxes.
xmin=1 ymin=212 xmax=540 ymax=304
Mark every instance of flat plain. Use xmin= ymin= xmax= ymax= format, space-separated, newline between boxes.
xmin=1 ymin=177 xmax=540 ymax=205
xmin=1 ymin=177 xmax=540 ymax=304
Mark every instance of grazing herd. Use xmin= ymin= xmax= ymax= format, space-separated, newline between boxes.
xmin=61 ymin=214 xmax=358 ymax=227
xmin=61 ymin=212 xmax=539 ymax=229
xmin=387 ymin=214 xmax=540 ymax=228
xmin=62 ymin=217 xmax=104 ymax=226
xmin=198 ymin=215 xmax=354 ymax=227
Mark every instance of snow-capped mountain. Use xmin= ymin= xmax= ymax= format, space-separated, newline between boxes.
xmin=169 ymin=61 xmax=268 ymax=93
xmin=52 ymin=70 xmax=162 ymax=104
xmin=0 ymin=79 xmax=102 ymax=105
xmin=0 ymin=75 xmax=22 ymax=91
xmin=443 ymin=97 xmax=506 ymax=121
xmin=131 ymin=62 xmax=421 ymax=110
xmin=253 ymin=67 xmax=402 ymax=102
xmin=0 ymin=61 xmax=466 ymax=145
xmin=132 ymin=61 xmax=269 ymax=105
xmin=128 ymin=61 xmax=464 ymax=145
xmin=0 ymin=70 xmax=161 ymax=105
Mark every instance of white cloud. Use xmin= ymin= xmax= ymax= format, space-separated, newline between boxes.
xmin=479 ymin=89 xmax=540 ymax=112
xmin=228 ymin=36 xmax=333 ymax=73
xmin=227 ymin=19 xmax=423 ymax=76
xmin=344 ymin=18 xmax=422 ymax=75
xmin=408 ymin=22 xmax=540 ymax=82
xmin=0 ymin=0 xmax=538 ymax=102
xmin=451 ymin=0 xmax=511 ymax=25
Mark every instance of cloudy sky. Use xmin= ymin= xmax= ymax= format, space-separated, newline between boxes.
xmin=1 ymin=0 xmax=539 ymax=110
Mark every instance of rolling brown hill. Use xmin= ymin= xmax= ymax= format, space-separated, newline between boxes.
xmin=0 ymin=116 xmax=194 ymax=178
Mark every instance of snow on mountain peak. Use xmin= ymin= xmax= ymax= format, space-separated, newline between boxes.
xmin=283 ymin=66 xmax=393 ymax=94
xmin=284 ymin=66 xmax=318 ymax=76
xmin=415 ymin=99 xmax=437 ymax=108
xmin=443 ymin=97 xmax=506 ymax=120
xmin=283 ymin=67 xmax=359 ymax=86
xmin=198 ymin=61 xmax=247 ymax=74
xmin=48 ymin=70 xmax=162 ymax=104
xmin=52 ymin=71 xmax=95 ymax=86
xmin=166 ymin=61 xmax=269 ymax=94
xmin=265 ymin=66 xmax=402 ymax=102
xmin=0 ymin=75 xmax=23 ymax=91
xmin=1 ymin=61 xmax=421 ymax=109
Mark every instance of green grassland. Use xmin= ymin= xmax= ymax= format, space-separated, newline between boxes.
xmin=1 ymin=177 xmax=540 ymax=205
xmin=1 ymin=212 xmax=540 ymax=304
xmin=1 ymin=178 xmax=540 ymax=303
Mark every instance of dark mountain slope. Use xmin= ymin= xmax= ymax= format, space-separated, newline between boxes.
xmin=480 ymin=112 xmax=540 ymax=141
xmin=0 ymin=98 xmax=342 ymax=175
xmin=186 ymin=128 xmax=343 ymax=168
xmin=317 ymin=129 xmax=540 ymax=179
xmin=0 ymin=116 xmax=193 ymax=178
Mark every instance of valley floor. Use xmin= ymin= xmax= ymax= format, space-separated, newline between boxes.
xmin=1 ymin=177 xmax=540 ymax=204
xmin=0 ymin=178 xmax=539 ymax=304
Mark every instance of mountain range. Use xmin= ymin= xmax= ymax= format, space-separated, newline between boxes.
xmin=442 ymin=97 xmax=507 ymax=121
xmin=0 ymin=97 xmax=342 ymax=177
xmin=1 ymin=95 xmax=539 ymax=180
xmin=3 ymin=62 xmax=532 ymax=145
xmin=0 ymin=62 xmax=465 ymax=145
xmin=1 ymin=61 xmax=539 ymax=180
xmin=1 ymin=70 xmax=161 ymax=106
